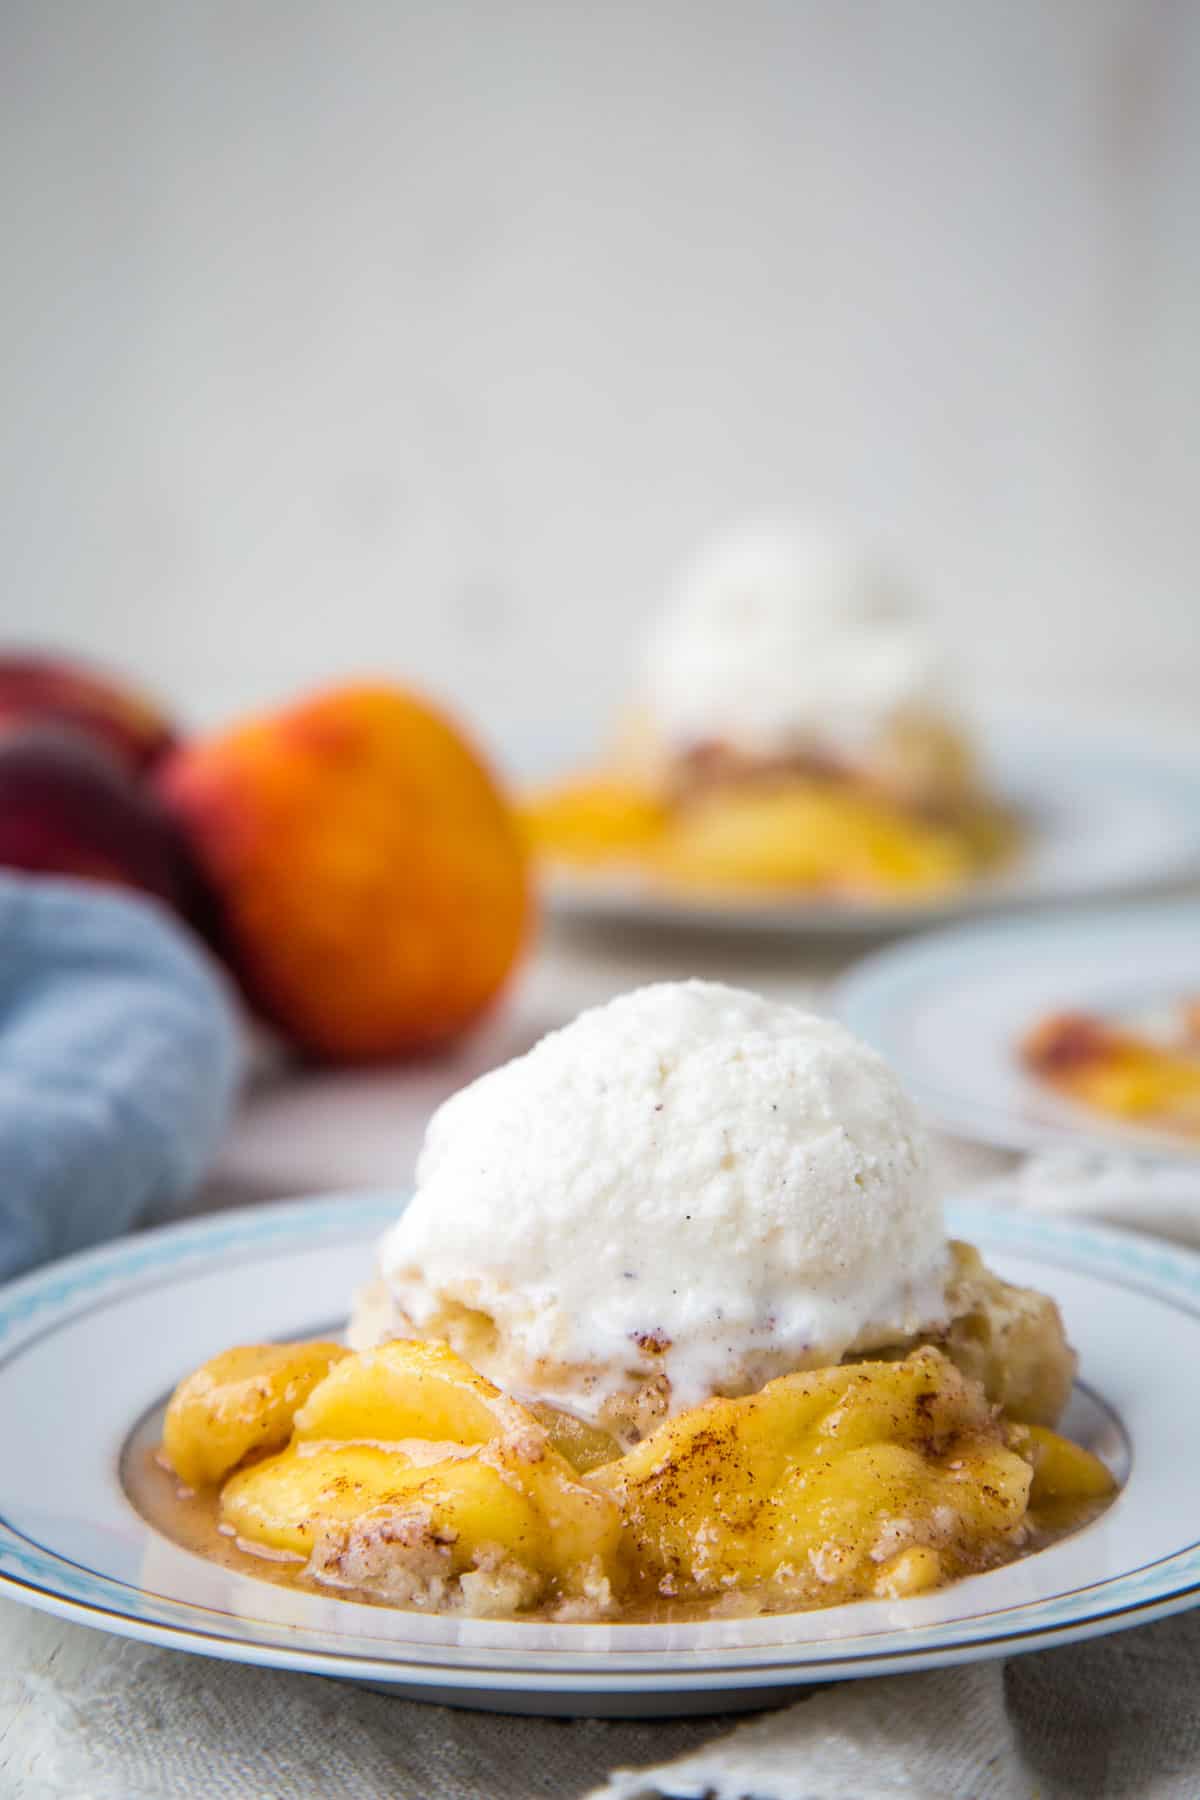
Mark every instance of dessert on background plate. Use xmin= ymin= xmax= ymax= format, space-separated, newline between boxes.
xmin=523 ymin=524 xmax=1017 ymax=900
xmin=149 ymin=983 xmax=1113 ymax=1622
xmin=1022 ymin=997 xmax=1200 ymax=1144
xmin=834 ymin=904 xmax=1200 ymax=1156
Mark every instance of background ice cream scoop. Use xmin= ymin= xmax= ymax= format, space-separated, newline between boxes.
xmin=373 ymin=980 xmax=950 ymax=1426
xmin=638 ymin=522 xmax=946 ymax=764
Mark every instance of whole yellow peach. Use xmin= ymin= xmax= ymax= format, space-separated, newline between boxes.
xmin=159 ymin=684 xmax=530 ymax=1060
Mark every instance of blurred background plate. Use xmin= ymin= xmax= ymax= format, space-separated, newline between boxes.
xmin=834 ymin=901 xmax=1200 ymax=1156
xmin=537 ymin=709 xmax=1200 ymax=937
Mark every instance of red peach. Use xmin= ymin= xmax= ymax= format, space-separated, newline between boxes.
xmin=0 ymin=653 xmax=176 ymax=772
xmin=0 ymin=722 xmax=204 ymax=912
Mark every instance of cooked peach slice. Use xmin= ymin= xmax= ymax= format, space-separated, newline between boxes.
xmin=1021 ymin=1011 xmax=1200 ymax=1139
xmin=488 ymin=1438 xmax=624 ymax=1579
xmin=224 ymin=1436 xmax=621 ymax=1609
xmin=1019 ymin=1424 xmax=1116 ymax=1506
xmin=651 ymin=785 xmax=972 ymax=895
xmin=528 ymin=1402 xmax=622 ymax=1474
xmin=293 ymin=1338 xmax=535 ymax=1447
xmin=590 ymin=1348 xmax=1033 ymax=1604
xmin=520 ymin=776 xmax=668 ymax=865
xmin=221 ymin=1443 xmax=532 ymax=1562
xmin=162 ymin=1342 xmax=349 ymax=1488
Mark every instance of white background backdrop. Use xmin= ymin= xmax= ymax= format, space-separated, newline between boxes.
xmin=2 ymin=1 xmax=1196 ymax=763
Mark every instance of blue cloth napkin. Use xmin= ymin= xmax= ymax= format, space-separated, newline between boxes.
xmin=0 ymin=874 xmax=241 ymax=1281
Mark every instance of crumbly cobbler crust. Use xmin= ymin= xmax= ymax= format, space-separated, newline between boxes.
xmin=350 ymin=1241 xmax=1075 ymax=1448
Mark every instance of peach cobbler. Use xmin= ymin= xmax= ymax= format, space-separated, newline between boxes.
xmin=522 ymin=526 xmax=1017 ymax=900
xmin=1022 ymin=999 xmax=1200 ymax=1142
xmin=149 ymin=985 xmax=1113 ymax=1620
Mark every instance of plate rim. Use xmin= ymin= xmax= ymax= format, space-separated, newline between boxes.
xmin=4 ymin=1192 xmax=1200 ymax=1694
xmin=6 ymin=1566 xmax=1200 ymax=1697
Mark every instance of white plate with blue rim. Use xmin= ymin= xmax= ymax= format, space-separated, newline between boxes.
xmin=834 ymin=901 xmax=1200 ymax=1158
xmin=1 ymin=1192 xmax=1198 ymax=1716
xmin=534 ymin=709 xmax=1200 ymax=935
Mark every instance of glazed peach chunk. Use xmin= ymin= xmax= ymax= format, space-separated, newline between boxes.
xmin=222 ymin=1438 xmax=619 ymax=1609
xmin=520 ymin=776 xmax=668 ymax=865
xmin=590 ymin=1348 xmax=1104 ymax=1606
xmin=1022 ymin=1011 xmax=1200 ymax=1139
xmin=293 ymin=1337 xmax=533 ymax=1447
xmin=162 ymin=1342 xmax=349 ymax=1488
xmin=215 ymin=1339 xmax=622 ymax=1613
xmin=651 ymin=785 xmax=972 ymax=895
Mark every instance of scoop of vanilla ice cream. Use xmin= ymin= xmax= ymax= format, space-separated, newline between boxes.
xmin=374 ymin=981 xmax=950 ymax=1426
xmin=639 ymin=522 xmax=943 ymax=762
